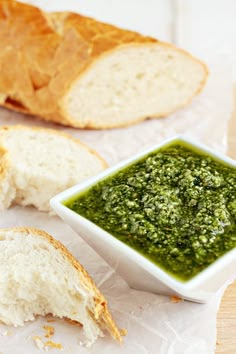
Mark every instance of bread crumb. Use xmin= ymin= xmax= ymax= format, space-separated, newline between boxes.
xmin=46 ymin=319 xmax=55 ymax=323
xmin=43 ymin=325 xmax=55 ymax=338
xmin=1 ymin=329 xmax=12 ymax=336
xmin=33 ymin=336 xmax=45 ymax=350
xmin=65 ymin=318 xmax=83 ymax=327
xmin=33 ymin=336 xmax=63 ymax=351
xmin=44 ymin=341 xmax=63 ymax=350
xmin=120 ymin=328 xmax=127 ymax=336
xmin=79 ymin=341 xmax=86 ymax=346
xmin=171 ymin=295 xmax=183 ymax=303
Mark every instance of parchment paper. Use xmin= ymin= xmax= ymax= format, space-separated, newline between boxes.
xmin=0 ymin=54 xmax=234 ymax=354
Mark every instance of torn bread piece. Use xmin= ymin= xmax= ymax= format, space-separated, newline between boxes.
xmin=0 ymin=0 xmax=207 ymax=128
xmin=0 ymin=227 xmax=122 ymax=345
xmin=0 ymin=125 xmax=106 ymax=212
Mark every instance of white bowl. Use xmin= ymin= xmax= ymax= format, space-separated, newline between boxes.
xmin=50 ymin=136 xmax=236 ymax=303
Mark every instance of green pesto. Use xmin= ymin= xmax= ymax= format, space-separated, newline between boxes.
xmin=64 ymin=142 xmax=236 ymax=281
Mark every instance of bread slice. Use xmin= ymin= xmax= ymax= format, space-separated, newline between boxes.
xmin=0 ymin=1 xmax=207 ymax=129
xmin=0 ymin=227 xmax=122 ymax=345
xmin=0 ymin=125 xmax=106 ymax=211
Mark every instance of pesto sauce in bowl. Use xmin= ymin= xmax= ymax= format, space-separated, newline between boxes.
xmin=64 ymin=143 xmax=236 ymax=282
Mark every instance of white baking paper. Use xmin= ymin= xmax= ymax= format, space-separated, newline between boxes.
xmin=0 ymin=57 xmax=234 ymax=354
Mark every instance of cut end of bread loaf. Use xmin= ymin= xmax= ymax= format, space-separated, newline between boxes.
xmin=0 ymin=1 xmax=207 ymax=129
xmin=0 ymin=227 xmax=122 ymax=345
xmin=0 ymin=126 xmax=106 ymax=212
xmin=63 ymin=43 xmax=207 ymax=128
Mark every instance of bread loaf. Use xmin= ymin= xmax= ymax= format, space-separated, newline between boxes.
xmin=0 ymin=227 xmax=122 ymax=345
xmin=0 ymin=0 xmax=207 ymax=128
xmin=0 ymin=125 xmax=106 ymax=211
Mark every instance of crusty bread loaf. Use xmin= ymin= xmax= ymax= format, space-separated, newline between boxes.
xmin=0 ymin=0 xmax=207 ymax=129
xmin=0 ymin=125 xmax=106 ymax=211
xmin=0 ymin=227 xmax=122 ymax=345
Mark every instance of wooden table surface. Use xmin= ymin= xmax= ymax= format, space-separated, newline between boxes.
xmin=216 ymin=282 xmax=236 ymax=353
xmin=216 ymin=88 xmax=236 ymax=354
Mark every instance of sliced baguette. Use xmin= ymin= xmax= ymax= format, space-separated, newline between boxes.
xmin=0 ymin=227 xmax=122 ymax=345
xmin=0 ymin=125 xmax=106 ymax=211
xmin=0 ymin=0 xmax=207 ymax=128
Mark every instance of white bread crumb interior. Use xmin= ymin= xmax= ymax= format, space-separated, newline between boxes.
xmin=0 ymin=1 xmax=208 ymax=128
xmin=0 ymin=126 xmax=106 ymax=212
xmin=0 ymin=228 xmax=121 ymax=345
xmin=64 ymin=44 xmax=206 ymax=128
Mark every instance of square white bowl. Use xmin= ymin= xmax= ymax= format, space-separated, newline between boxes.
xmin=50 ymin=136 xmax=236 ymax=303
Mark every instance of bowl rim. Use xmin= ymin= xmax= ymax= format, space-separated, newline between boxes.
xmin=50 ymin=135 xmax=236 ymax=291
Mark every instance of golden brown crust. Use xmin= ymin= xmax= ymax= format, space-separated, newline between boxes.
xmin=0 ymin=124 xmax=108 ymax=169
xmin=0 ymin=0 xmax=207 ymax=129
xmin=0 ymin=227 xmax=122 ymax=341
xmin=0 ymin=141 xmax=10 ymax=194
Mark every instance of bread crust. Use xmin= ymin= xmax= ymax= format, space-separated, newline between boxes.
xmin=0 ymin=0 xmax=208 ymax=129
xmin=0 ymin=227 xmax=122 ymax=341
